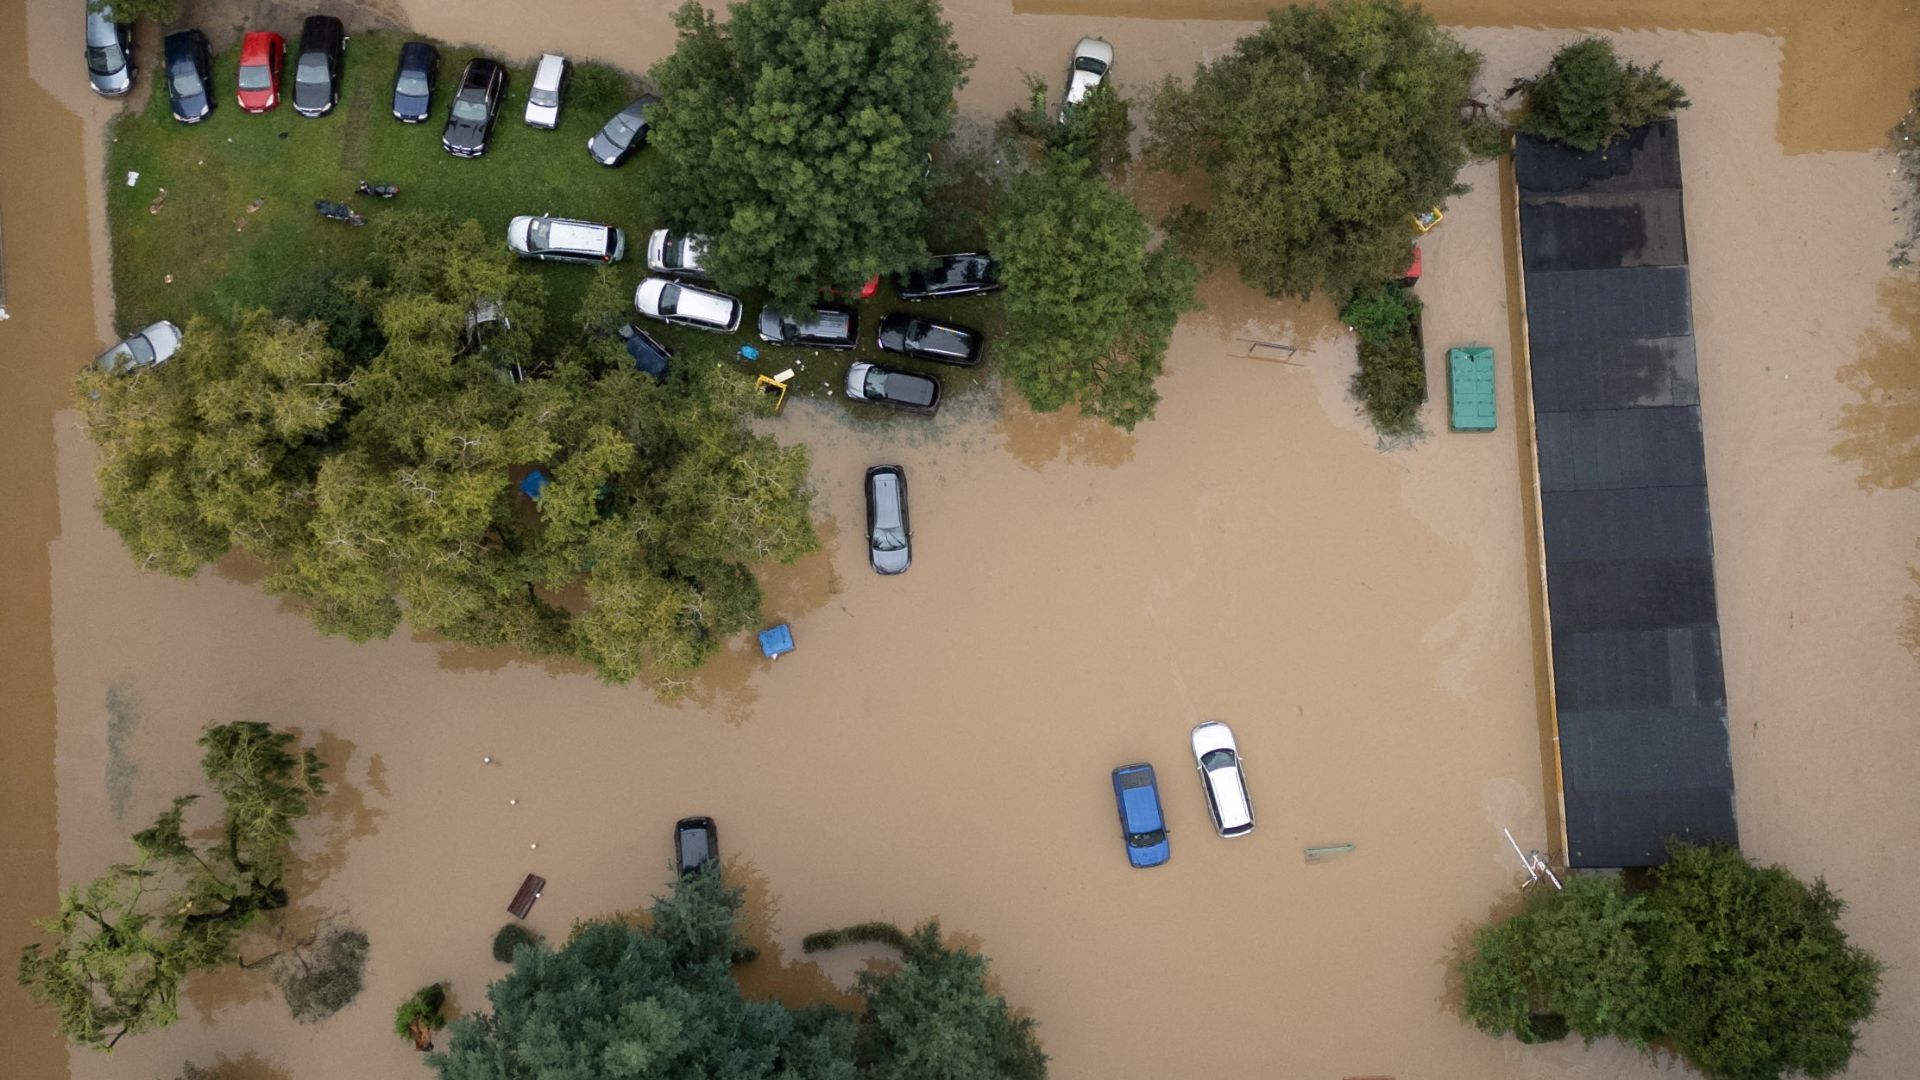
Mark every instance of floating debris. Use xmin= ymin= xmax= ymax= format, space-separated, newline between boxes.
xmin=1304 ymin=842 xmax=1355 ymax=864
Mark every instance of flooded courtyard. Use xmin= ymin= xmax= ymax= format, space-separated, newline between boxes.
xmin=3 ymin=2 xmax=1918 ymax=1079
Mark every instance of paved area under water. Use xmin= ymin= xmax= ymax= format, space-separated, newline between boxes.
xmin=2 ymin=3 xmax=1917 ymax=1079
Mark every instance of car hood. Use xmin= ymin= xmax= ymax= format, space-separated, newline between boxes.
xmin=393 ymin=91 xmax=429 ymax=118
xmin=292 ymin=78 xmax=330 ymax=112
xmin=91 ymin=65 xmax=133 ymax=95
xmin=876 ymin=319 xmax=908 ymax=352
xmin=588 ymin=130 xmax=627 ymax=161
xmin=527 ymin=102 xmax=559 ymax=124
xmin=1067 ymin=69 xmax=1103 ymax=105
xmin=444 ymin=117 xmax=486 ymax=147
xmin=1127 ymin=836 xmax=1171 ymax=868
xmin=872 ymin=545 xmax=910 ymax=574
xmin=173 ymin=88 xmax=210 ymax=119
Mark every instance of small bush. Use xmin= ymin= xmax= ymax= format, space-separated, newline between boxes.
xmin=1520 ymin=38 xmax=1688 ymax=152
xmin=1462 ymin=114 xmax=1509 ymax=160
xmin=492 ymin=923 xmax=540 ymax=963
xmin=273 ymin=926 xmax=370 ymax=1023
xmin=394 ymin=983 xmax=447 ymax=1047
xmin=570 ymin=62 xmax=640 ymax=115
xmin=1342 ymin=283 xmax=1426 ymax=437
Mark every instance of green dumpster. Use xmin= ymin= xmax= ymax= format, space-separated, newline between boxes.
xmin=1448 ymin=346 xmax=1496 ymax=431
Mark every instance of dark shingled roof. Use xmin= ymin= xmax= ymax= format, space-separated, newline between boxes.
xmin=1517 ymin=120 xmax=1738 ymax=868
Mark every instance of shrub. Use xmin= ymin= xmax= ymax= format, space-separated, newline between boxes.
xmin=1520 ymin=38 xmax=1688 ymax=152
xmin=568 ymin=62 xmax=639 ymax=114
xmin=1342 ymin=283 xmax=1426 ymax=437
xmin=273 ymin=925 xmax=370 ymax=1023
xmin=491 ymin=923 xmax=540 ymax=963
xmin=394 ymin=983 xmax=447 ymax=1048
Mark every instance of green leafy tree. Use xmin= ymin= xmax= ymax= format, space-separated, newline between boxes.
xmin=1456 ymin=843 xmax=1882 ymax=1080
xmin=807 ymin=921 xmax=1047 ymax=1080
xmin=989 ymin=155 xmax=1198 ymax=430
xmin=17 ymin=723 xmax=328 ymax=1050
xmin=269 ymin=924 xmax=370 ymax=1023
xmin=1340 ymin=282 xmax=1426 ymax=436
xmin=429 ymin=866 xmax=858 ymax=1079
xmin=89 ymin=0 xmax=177 ymax=24
xmin=1001 ymin=78 xmax=1134 ymax=179
xmin=491 ymin=923 xmax=540 ymax=963
xmin=1644 ymin=844 xmax=1882 ymax=1080
xmin=395 ymin=983 xmax=448 ymax=1049
xmin=1144 ymin=0 xmax=1482 ymax=299
xmin=1459 ymin=874 xmax=1658 ymax=1046
xmin=1519 ymin=38 xmax=1689 ymax=152
xmin=648 ymin=0 xmax=971 ymax=307
xmin=79 ymin=212 xmax=818 ymax=685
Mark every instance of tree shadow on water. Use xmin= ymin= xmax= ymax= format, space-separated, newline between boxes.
xmin=997 ymin=388 xmax=1136 ymax=472
xmin=1832 ymin=275 xmax=1920 ymax=491
xmin=726 ymin=859 xmax=865 ymax=1013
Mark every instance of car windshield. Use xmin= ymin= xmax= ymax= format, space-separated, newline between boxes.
xmin=1202 ymin=749 xmax=1236 ymax=771
xmin=864 ymin=368 xmax=889 ymax=396
xmin=605 ymin=112 xmax=640 ymax=143
xmin=396 ymin=71 xmax=430 ymax=96
xmin=296 ymin=57 xmax=328 ymax=83
xmin=171 ymin=65 xmax=204 ymax=98
xmin=87 ymin=44 xmax=125 ymax=76
xmin=530 ymin=86 xmax=559 ymax=107
xmin=658 ymin=283 xmax=681 ymax=317
xmin=125 ymin=335 xmax=156 ymax=364
xmin=527 ymin=219 xmax=551 ymax=250
xmin=1128 ymin=829 xmax=1166 ymax=849
xmin=238 ymin=64 xmax=272 ymax=90
xmin=1074 ymin=55 xmax=1109 ymax=76
xmin=451 ymin=96 xmax=489 ymax=122
xmin=872 ymin=524 xmax=907 ymax=552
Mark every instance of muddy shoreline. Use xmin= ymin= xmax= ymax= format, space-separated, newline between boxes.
xmin=4 ymin=3 xmax=1917 ymax=1080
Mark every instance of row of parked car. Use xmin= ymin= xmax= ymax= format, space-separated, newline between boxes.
xmin=1112 ymin=721 xmax=1254 ymax=869
xmin=89 ymin=8 xmax=659 ymax=165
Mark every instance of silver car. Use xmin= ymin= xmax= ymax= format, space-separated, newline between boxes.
xmin=1190 ymin=721 xmax=1253 ymax=837
xmin=1062 ymin=36 xmax=1113 ymax=118
xmin=525 ymin=53 xmax=566 ymax=129
xmin=864 ymin=465 xmax=911 ymax=575
xmin=506 ymin=215 xmax=625 ymax=264
xmin=633 ymin=277 xmax=742 ymax=333
xmin=645 ymin=229 xmax=712 ymax=278
xmin=94 ymin=321 xmax=183 ymax=374
xmin=85 ymin=8 xmax=135 ymax=97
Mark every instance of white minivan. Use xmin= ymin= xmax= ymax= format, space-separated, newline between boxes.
xmin=634 ymin=277 xmax=742 ymax=333
xmin=525 ymin=53 xmax=566 ymax=129
xmin=506 ymin=215 xmax=625 ymax=264
xmin=1190 ymin=721 xmax=1254 ymax=837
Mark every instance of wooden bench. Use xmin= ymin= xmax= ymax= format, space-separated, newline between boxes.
xmin=508 ymin=873 xmax=545 ymax=919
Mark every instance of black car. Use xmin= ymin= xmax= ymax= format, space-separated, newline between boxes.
xmin=674 ymin=816 xmax=718 ymax=877
xmin=758 ymin=305 xmax=858 ymax=350
xmin=391 ymin=40 xmax=438 ymax=122
xmin=876 ymin=313 xmax=982 ymax=367
xmin=618 ymin=324 xmax=673 ymax=383
xmin=291 ymin=15 xmax=345 ymax=118
xmin=162 ymin=30 xmax=213 ymax=123
xmin=865 ymin=466 xmax=911 ymax=575
xmin=443 ymin=58 xmax=505 ymax=157
xmin=845 ymin=362 xmax=941 ymax=415
xmin=588 ymin=94 xmax=657 ymax=166
xmin=895 ymin=252 xmax=1001 ymax=301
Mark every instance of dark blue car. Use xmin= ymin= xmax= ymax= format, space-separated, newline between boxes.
xmin=162 ymin=29 xmax=213 ymax=123
xmin=392 ymin=41 xmax=438 ymax=122
xmin=1111 ymin=763 xmax=1170 ymax=868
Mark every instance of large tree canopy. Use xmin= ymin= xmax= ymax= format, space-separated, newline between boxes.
xmin=1457 ymin=843 xmax=1882 ymax=1080
xmin=1518 ymin=38 xmax=1689 ymax=152
xmin=648 ymin=0 xmax=971 ymax=308
xmin=989 ymin=154 xmax=1197 ymax=430
xmin=18 ymin=723 xmax=329 ymax=1050
xmin=1144 ymin=0 xmax=1482 ymax=299
xmin=78 ymin=213 xmax=818 ymax=684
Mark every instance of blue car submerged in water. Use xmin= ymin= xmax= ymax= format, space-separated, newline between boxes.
xmin=1112 ymin=763 xmax=1170 ymax=868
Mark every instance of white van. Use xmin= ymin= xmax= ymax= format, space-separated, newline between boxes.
xmin=525 ymin=53 xmax=566 ymax=129
xmin=506 ymin=215 xmax=625 ymax=264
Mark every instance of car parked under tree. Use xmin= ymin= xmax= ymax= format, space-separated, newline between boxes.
xmin=876 ymin=313 xmax=981 ymax=366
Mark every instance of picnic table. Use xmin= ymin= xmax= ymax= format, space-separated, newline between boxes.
xmin=508 ymin=873 xmax=545 ymax=919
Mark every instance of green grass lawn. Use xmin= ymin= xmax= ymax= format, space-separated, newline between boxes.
xmin=107 ymin=30 xmax=1002 ymax=419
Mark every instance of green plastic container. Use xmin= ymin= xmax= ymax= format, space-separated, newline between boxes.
xmin=1448 ymin=346 xmax=1496 ymax=431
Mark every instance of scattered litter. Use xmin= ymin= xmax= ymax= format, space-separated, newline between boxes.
xmin=124 ymin=170 xmax=139 ymax=187
xmin=196 ymin=159 xmax=204 ymax=165
xmin=147 ymin=188 xmax=167 ymax=215
xmin=163 ymin=274 xmax=174 ymax=285
xmin=247 ymin=197 xmax=264 ymax=213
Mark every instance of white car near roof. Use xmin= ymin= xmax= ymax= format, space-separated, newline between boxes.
xmin=525 ymin=53 xmax=566 ymax=129
xmin=1063 ymin=36 xmax=1114 ymax=114
xmin=634 ymin=277 xmax=742 ymax=333
xmin=1190 ymin=720 xmax=1253 ymax=837
xmin=94 ymin=320 xmax=183 ymax=374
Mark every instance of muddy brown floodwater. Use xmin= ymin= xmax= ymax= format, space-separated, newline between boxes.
xmin=4 ymin=2 xmax=1918 ymax=1079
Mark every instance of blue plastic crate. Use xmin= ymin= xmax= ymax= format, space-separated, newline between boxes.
xmin=758 ymin=623 xmax=794 ymax=659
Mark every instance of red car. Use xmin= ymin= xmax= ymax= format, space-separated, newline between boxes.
xmin=235 ymin=31 xmax=285 ymax=113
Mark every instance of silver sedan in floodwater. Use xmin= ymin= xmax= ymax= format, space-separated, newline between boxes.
xmin=1191 ymin=720 xmax=1253 ymax=837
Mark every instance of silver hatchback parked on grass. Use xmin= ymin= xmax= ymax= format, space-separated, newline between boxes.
xmin=1190 ymin=721 xmax=1253 ymax=837
xmin=84 ymin=7 xmax=135 ymax=97
xmin=94 ymin=321 xmax=183 ymax=374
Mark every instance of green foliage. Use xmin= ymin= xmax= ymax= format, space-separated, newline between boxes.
xmin=569 ymin=61 xmax=641 ymax=115
xmin=79 ymin=212 xmax=819 ymax=685
xmin=648 ymin=0 xmax=971 ymax=308
xmin=1463 ymin=114 xmax=1509 ymax=159
xmin=1459 ymin=874 xmax=1658 ymax=1046
xmin=429 ymin=871 xmax=859 ymax=1080
xmin=17 ymin=723 xmax=328 ymax=1050
xmin=1519 ymin=38 xmax=1689 ymax=152
xmin=90 ymin=0 xmax=176 ymax=23
xmin=1457 ymin=844 xmax=1883 ymax=1080
xmin=1644 ymin=843 xmax=1883 ymax=1080
xmin=491 ymin=923 xmax=540 ymax=964
xmin=395 ymin=983 xmax=448 ymax=1044
xmin=1001 ymin=78 xmax=1134 ymax=178
xmin=272 ymin=925 xmax=370 ymax=1023
xmin=1340 ymin=282 xmax=1426 ymax=436
xmin=989 ymin=155 xmax=1198 ymax=430
xmin=1144 ymin=0 xmax=1482 ymax=299
xmin=807 ymin=921 xmax=1046 ymax=1080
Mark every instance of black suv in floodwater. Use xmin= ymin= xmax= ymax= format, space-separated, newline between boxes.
xmin=292 ymin=15 xmax=345 ymax=118
xmin=162 ymin=29 xmax=213 ymax=123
